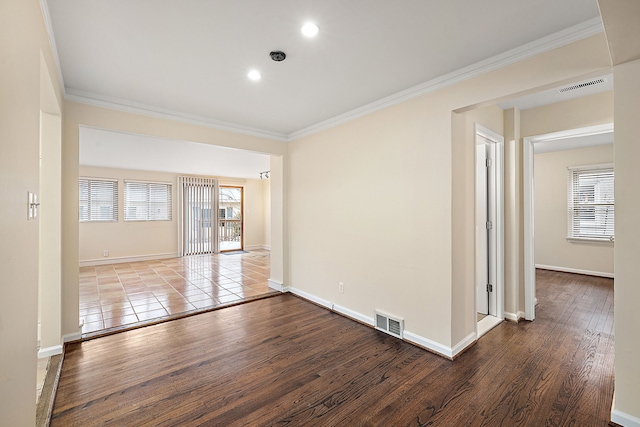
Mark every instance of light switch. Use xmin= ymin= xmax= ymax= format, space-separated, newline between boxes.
xmin=27 ymin=192 xmax=39 ymax=220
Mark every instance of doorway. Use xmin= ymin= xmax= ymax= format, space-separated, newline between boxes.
xmin=475 ymin=125 xmax=504 ymax=337
xmin=522 ymin=123 xmax=614 ymax=320
xmin=219 ymin=186 xmax=243 ymax=252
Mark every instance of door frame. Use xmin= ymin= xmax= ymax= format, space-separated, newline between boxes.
xmin=522 ymin=123 xmax=614 ymax=321
xmin=475 ymin=124 xmax=505 ymax=333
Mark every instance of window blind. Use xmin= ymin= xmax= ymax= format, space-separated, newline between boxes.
xmin=79 ymin=178 xmax=118 ymax=222
xmin=567 ymin=165 xmax=614 ymax=241
xmin=124 ymin=181 xmax=172 ymax=221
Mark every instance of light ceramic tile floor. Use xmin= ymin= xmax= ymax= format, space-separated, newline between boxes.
xmin=79 ymin=250 xmax=276 ymax=335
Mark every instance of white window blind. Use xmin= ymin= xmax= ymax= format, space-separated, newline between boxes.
xmin=124 ymin=181 xmax=172 ymax=221
xmin=79 ymin=178 xmax=118 ymax=222
xmin=567 ymin=164 xmax=614 ymax=241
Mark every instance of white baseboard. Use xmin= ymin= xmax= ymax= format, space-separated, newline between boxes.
xmin=612 ymin=408 xmax=640 ymax=427
xmin=268 ymin=279 xmax=284 ymax=292
xmin=62 ymin=331 xmax=82 ymax=343
xmin=504 ymin=311 xmax=525 ymax=322
xmin=452 ymin=332 xmax=478 ymax=357
xmin=38 ymin=345 xmax=62 ymax=358
xmin=287 ymin=287 xmax=332 ymax=310
xmin=535 ymin=264 xmax=614 ymax=279
xmin=80 ymin=252 xmax=179 ymax=267
xmin=403 ymin=330 xmax=457 ymax=359
xmin=246 ymin=245 xmax=270 ymax=251
xmin=286 ymin=287 xmax=463 ymax=359
xmin=332 ymin=304 xmax=374 ymax=326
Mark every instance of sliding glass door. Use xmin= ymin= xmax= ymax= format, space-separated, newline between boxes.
xmin=218 ymin=186 xmax=243 ymax=252
xmin=179 ymin=179 xmax=244 ymax=255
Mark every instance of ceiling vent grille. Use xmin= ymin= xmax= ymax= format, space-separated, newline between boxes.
xmin=375 ymin=310 xmax=404 ymax=339
xmin=558 ymin=77 xmax=607 ymax=93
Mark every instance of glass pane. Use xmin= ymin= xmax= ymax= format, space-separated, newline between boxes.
xmin=219 ymin=186 xmax=242 ymax=251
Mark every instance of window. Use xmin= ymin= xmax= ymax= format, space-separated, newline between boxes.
xmin=567 ymin=164 xmax=614 ymax=241
xmin=124 ymin=181 xmax=172 ymax=221
xmin=79 ymin=178 xmax=118 ymax=222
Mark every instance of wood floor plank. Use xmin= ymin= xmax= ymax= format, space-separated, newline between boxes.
xmin=52 ymin=270 xmax=615 ymax=426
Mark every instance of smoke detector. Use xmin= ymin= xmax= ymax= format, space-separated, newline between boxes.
xmin=270 ymin=51 xmax=286 ymax=62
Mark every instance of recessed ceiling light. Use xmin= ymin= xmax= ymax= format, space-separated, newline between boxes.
xmin=247 ymin=70 xmax=261 ymax=81
xmin=301 ymin=22 xmax=319 ymax=38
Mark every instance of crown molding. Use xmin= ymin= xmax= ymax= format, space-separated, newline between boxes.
xmin=65 ymin=89 xmax=289 ymax=142
xmin=288 ymin=17 xmax=604 ymax=140
xmin=39 ymin=0 xmax=65 ymax=92
xmin=45 ymin=8 xmax=602 ymax=144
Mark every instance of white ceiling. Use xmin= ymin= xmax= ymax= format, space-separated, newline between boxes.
xmin=46 ymin=0 xmax=604 ymax=139
xmin=47 ymin=1 xmax=613 ymax=176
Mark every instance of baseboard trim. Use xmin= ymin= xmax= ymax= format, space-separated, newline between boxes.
xmin=62 ymin=331 xmax=82 ymax=343
xmin=535 ymin=264 xmax=614 ymax=279
xmin=267 ymin=279 xmax=284 ymax=292
xmin=332 ymin=304 xmax=374 ymax=326
xmin=38 ymin=345 xmax=62 ymax=358
xmin=286 ymin=288 xmax=477 ymax=360
xmin=287 ymin=287 xmax=332 ymax=310
xmin=504 ymin=311 xmax=525 ymax=323
xmin=245 ymin=245 xmax=270 ymax=251
xmin=403 ymin=331 xmax=456 ymax=360
xmin=80 ymin=252 xmax=179 ymax=267
xmin=611 ymin=408 xmax=640 ymax=427
xmin=452 ymin=332 xmax=478 ymax=358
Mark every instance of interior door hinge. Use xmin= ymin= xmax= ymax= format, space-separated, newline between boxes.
xmin=486 ymin=220 xmax=493 ymax=230
xmin=486 ymin=158 xmax=492 ymax=167
xmin=487 ymin=283 xmax=493 ymax=293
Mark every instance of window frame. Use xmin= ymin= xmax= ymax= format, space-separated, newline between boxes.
xmin=567 ymin=163 xmax=614 ymax=243
xmin=124 ymin=180 xmax=173 ymax=222
xmin=79 ymin=177 xmax=118 ymax=222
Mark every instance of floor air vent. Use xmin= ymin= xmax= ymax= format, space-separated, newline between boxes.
xmin=375 ymin=310 xmax=404 ymax=339
xmin=558 ymin=77 xmax=606 ymax=93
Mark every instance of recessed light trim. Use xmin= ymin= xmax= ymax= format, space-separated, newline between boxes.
xmin=247 ymin=70 xmax=261 ymax=81
xmin=301 ymin=22 xmax=319 ymax=38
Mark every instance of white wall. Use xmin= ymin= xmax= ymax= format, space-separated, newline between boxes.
xmin=78 ymin=165 xmax=269 ymax=264
xmin=534 ymin=145 xmax=614 ymax=276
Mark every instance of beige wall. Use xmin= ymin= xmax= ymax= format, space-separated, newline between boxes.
xmin=534 ymin=145 xmax=614 ymax=276
xmin=521 ymin=92 xmax=614 ymax=138
xmin=79 ymin=166 xmax=179 ymax=263
xmin=0 ymin=0 xmax=64 ymax=425
xmin=612 ymin=57 xmax=640 ymax=423
xmin=288 ymin=34 xmax=611 ymax=353
xmin=262 ymin=177 xmax=272 ymax=248
xmin=241 ymin=178 xmax=268 ymax=250
xmin=78 ymin=166 xmax=269 ymax=263
xmin=503 ymin=108 xmax=525 ymax=319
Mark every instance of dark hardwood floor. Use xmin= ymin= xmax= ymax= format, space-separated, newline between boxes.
xmin=51 ymin=270 xmax=614 ymax=426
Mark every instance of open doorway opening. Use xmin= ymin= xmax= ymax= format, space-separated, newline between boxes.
xmin=523 ymin=123 xmax=614 ymax=320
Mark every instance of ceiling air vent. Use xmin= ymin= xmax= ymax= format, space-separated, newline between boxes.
xmin=558 ymin=77 xmax=607 ymax=93
xmin=375 ymin=310 xmax=404 ymax=339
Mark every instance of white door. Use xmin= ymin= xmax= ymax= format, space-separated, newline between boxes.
xmin=475 ymin=143 xmax=489 ymax=315
xmin=475 ymin=126 xmax=503 ymax=324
